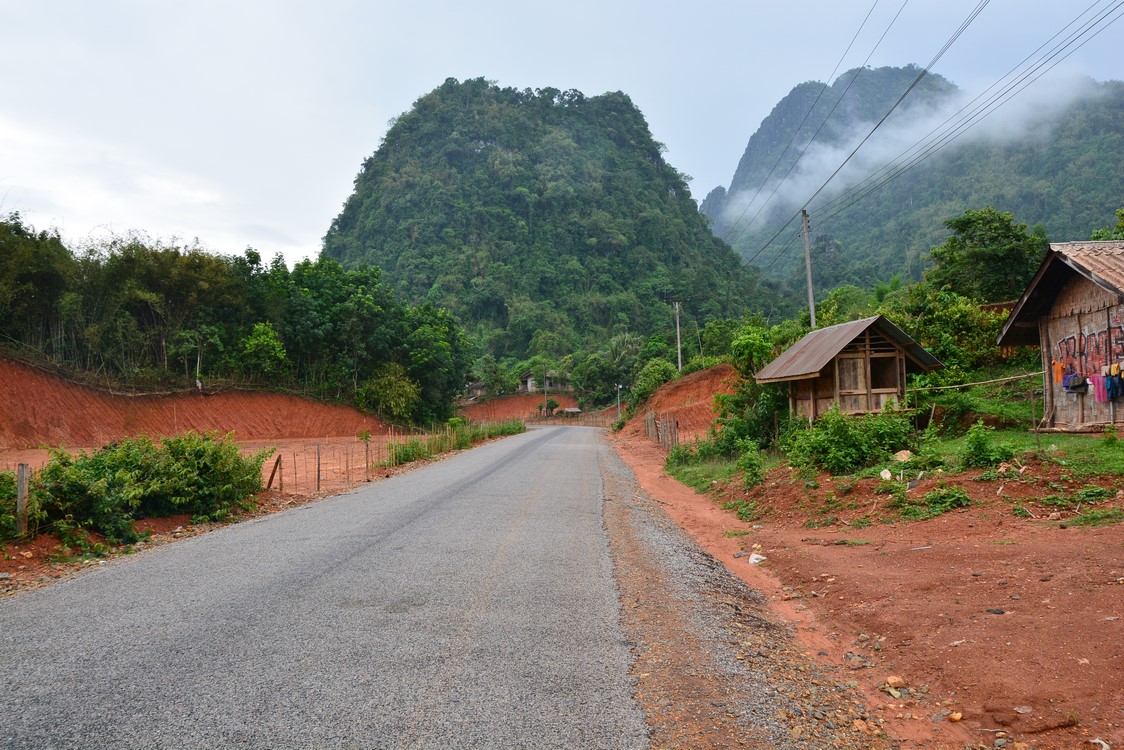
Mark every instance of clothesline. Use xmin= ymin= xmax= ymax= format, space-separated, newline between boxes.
xmin=910 ymin=371 xmax=1044 ymax=392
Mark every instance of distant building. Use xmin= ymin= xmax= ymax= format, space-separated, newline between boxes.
xmin=517 ymin=370 xmax=572 ymax=394
xmin=755 ymin=315 xmax=943 ymax=419
xmin=998 ymin=241 xmax=1124 ymax=431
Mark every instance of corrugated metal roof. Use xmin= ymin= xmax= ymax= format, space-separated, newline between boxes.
xmin=998 ymin=241 xmax=1124 ymax=347
xmin=755 ymin=315 xmax=942 ymax=384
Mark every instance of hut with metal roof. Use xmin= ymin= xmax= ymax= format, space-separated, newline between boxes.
xmin=755 ymin=315 xmax=943 ymax=420
xmin=998 ymin=240 xmax=1124 ymax=431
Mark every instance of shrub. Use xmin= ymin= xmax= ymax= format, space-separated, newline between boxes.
xmin=736 ymin=439 xmax=765 ymax=490
xmin=35 ymin=433 xmax=270 ymax=544
xmin=780 ymin=406 xmax=913 ymax=475
xmin=629 ymin=359 xmax=677 ymax=408
xmin=894 ymin=481 xmax=971 ymax=520
xmin=960 ymin=421 xmax=1015 ymax=468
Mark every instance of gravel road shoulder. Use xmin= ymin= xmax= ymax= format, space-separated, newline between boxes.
xmin=599 ymin=438 xmax=894 ymax=750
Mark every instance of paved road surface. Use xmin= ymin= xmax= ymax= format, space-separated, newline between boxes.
xmin=0 ymin=427 xmax=648 ymax=749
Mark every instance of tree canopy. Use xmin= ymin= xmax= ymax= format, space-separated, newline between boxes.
xmin=323 ymin=77 xmax=773 ymax=359
xmin=0 ymin=214 xmax=470 ymax=424
xmin=925 ymin=206 xmax=1048 ymax=303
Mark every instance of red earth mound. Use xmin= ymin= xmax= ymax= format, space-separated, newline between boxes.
xmin=620 ymin=362 xmax=738 ymax=444
xmin=0 ymin=357 xmax=390 ymax=450
xmin=458 ymin=392 xmax=578 ymax=421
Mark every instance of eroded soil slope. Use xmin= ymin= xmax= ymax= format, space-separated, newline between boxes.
xmin=0 ymin=358 xmax=389 ymax=449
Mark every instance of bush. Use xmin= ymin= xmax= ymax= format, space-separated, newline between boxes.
xmin=35 ymin=433 xmax=271 ymax=544
xmin=780 ymin=405 xmax=913 ymax=475
xmin=960 ymin=421 xmax=1015 ymax=468
xmin=629 ymin=359 xmax=677 ymax=408
xmin=736 ymin=439 xmax=765 ymax=489
xmin=891 ymin=481 xmax=971 ymax=520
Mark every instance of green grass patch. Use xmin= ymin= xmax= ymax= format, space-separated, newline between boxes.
xmin=382 ymin=419 xmax=525 ymax=467
xmin=1067 ymin=507 xmax=1124 ymax=527
xmin=720 ymin=497 xmax=761 ymax=522
xmin=893 ymin=481 xmax=971 ymax=520
xmin=723 ymin=529 xmax=752 ymax=538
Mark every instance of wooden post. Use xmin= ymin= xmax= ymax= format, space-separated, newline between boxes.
xmin=365 ymin=442 xmax=370 ymax=480
xmin=316 ymin=443 xmax=321 ymax=493
xmin=16 ymin=463 xmax=29 ymax=537
xmin=266 ymin=454 xmax=282 ymax=490
xmin=279 ymin=457 xmax=284 ymax=498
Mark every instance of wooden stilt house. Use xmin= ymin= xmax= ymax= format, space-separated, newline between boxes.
xmin=998 ymin=241 xmax=1124 ymax=431
xmin=755 ymin=315 xmax=943 ymax=419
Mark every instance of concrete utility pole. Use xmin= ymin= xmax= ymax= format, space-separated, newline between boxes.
xmin=802 ymin=208 xmax=816 ymax=329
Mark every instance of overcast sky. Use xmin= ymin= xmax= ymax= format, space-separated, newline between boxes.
xmin=1 ymin=0 xmax=1120 ymax=267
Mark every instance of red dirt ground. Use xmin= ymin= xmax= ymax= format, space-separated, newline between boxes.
xmin=643 ymin=362 xmax=739 ymax=443
xmin=613 ymin=365 xmax=1124 ymax=750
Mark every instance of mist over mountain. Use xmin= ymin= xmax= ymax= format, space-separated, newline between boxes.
xmin=702 ymin=65 xmax=1124 ymax=293
xmin=323 ymin=77 xmax=772 ymax=359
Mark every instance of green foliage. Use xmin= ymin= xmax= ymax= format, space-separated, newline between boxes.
xmin=382 ymin=419 xmax=526 ymax=467
xmin=736 ymin=439 xmax=765 ymax=490
xmin=630 ymin=358 xmax=677 ymax=407
xmin=0 ymin=470 xmax=45 ymax=542
xmin=32 ymin=433 xmax=269 ymax=545
xmin=925 ymin=206 xmax=1048 ymax=302
xmin=322 ymin=78 xmax=769 ymax=360
xmin=1090 ymin=207 xmax=1124 ymax=240
xmin=0 ymin=213 xmax=473 ymax=425
xmin=356 ymin=362 xmax=422 ymax=422
xmin=894 ymin=481 xmax=971 ymax=520
xmin=240 ymin=322 xmax=288 ymax=379
xmin=960 ymin=421 xmax=1015 ymax=468
xmin=1068 ymin=507 xmax=1124 ymax=526
xmin=709 ymin=70 xmax=1124 ymax=296
xmin=877 ymin=282 xmax=1010 ymax=371
xmin=780 ymin=406 xmax=914 ymax=475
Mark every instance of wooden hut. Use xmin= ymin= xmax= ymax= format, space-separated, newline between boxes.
xmin=998 ymin=240 xmax=1124 ymax=431
xmin=755 ymin=315 xmax=943 ymax=419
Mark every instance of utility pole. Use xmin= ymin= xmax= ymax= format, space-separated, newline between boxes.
xmin=802 ymin=208 xmax=816 ymax=329
xmin=673 ymin=300 xmax=682 ymax=372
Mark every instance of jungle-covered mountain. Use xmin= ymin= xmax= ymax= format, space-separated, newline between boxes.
xmin=323 ymin=77 xmax=771 ymax=358
xmin=701 ymin=65 xmax=1124 ymax=294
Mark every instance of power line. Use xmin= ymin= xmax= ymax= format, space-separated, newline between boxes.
xmin=728 ymin=1 xmax=913 ymax=257
xmin=746 ymin=0 xmax=992 ymax=271
xmin=719 ymin=0 xmax=883 ymax=245
xmin=809 ymin=0 xmax=1124 ymax=229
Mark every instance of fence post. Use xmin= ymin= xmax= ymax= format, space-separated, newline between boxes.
xmin=16 ymin=464 xmax=29 ymax=537
xmin=266 ymin=454 xmax=282 ymax=490
xmin=316 ymin=444 xmax=321 ymax=493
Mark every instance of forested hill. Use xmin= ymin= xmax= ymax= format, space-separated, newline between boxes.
xmin=701 ymin=65 xmax=1124 ymax=293
xmin=323 ymin=77 xmax=771 ymax=358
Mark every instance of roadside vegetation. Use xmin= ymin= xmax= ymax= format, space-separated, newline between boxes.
xmin=659 ymin=206 xmax=1124 ymax=528
xmin=382 ymin=418 xmax=526 ymax=467
xmin=1 ymin=432 xmax=271 ymax=556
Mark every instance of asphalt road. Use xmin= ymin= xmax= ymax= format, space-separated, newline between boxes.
xmin=0 ymin=427 xmax=648 ymax=750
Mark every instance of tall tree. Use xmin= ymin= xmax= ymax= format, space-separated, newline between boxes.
xmin=925 ymin=206 xmax=1048 ymax=302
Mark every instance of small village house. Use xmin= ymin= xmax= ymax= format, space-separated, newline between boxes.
xmin=998 ymin=240 xmax=1124 ymax=431
xmin=517 ymin=370 xmax=572 ymax=394
xmin=755 ymin=315 xmax=943 ymax=419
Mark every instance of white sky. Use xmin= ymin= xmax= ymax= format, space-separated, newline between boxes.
xmin=1 ymin=0 xmax=1120 ymax=267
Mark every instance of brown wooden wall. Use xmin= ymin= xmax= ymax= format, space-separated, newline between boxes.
xmin=1042 ymin=275 xmax=1124 ymax=429
xmin=791 ymin=329 xmax=907 ymax=419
